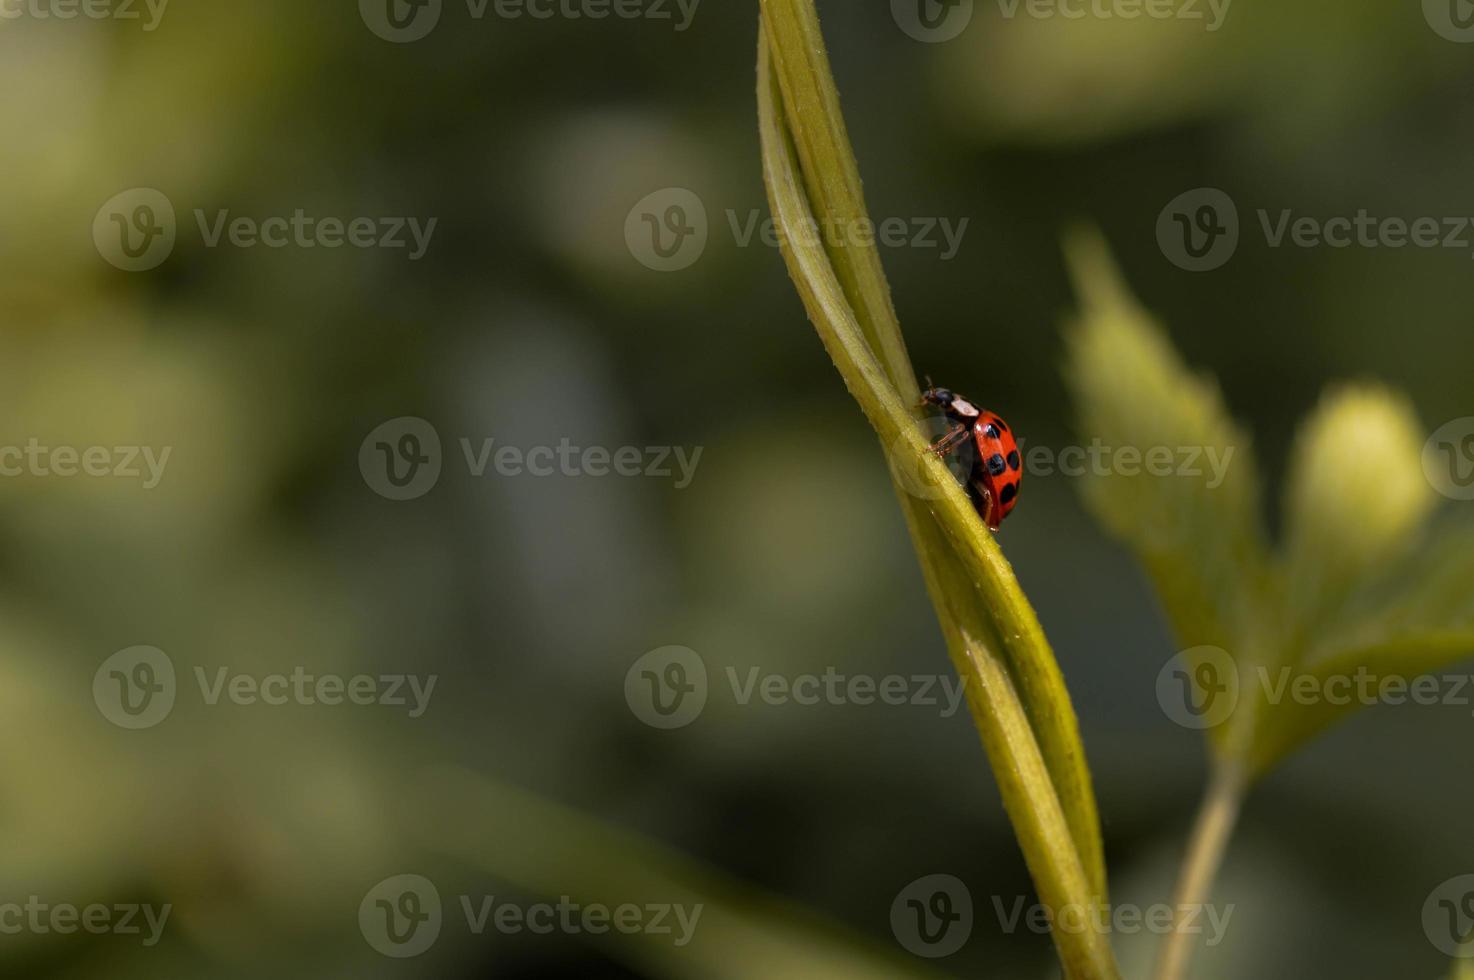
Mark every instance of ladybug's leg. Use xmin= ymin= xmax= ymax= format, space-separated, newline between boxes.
xmin=927 ymin=423 xmax=971 ymax=459
xmin=969 ymin=479 xmax=1001 ymax=531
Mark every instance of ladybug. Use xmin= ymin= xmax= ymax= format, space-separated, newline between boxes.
xmin=919 ymin=382 xmax=1022 ymax=531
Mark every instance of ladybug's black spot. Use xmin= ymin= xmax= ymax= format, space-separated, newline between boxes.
xmin=983 ymin=424 xmax=1000 ymax=439
xmin=986 ymin=453 xmax=1007 ymax=476
xmin=999 ymin=482 xmax=1018 ymax=504
xmin=991 ymin=416 xmax=1009 ymax=432
xmin=1007 ymin=450 xmax=1021 ymax=471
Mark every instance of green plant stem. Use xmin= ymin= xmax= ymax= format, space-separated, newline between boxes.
xmin=1153 ymin=764 xmax=1248 ymax=980
xmin=956 ymin=631 xmax=1120 ymax=978
xmin=757 ymin=19 xmax=1119 ymax=979
xmin=757 ymin=0 xmax=1107 ymax=907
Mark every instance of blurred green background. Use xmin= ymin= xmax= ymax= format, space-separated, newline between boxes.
xmin=3 ymin=0 xmax=1474 ymax=976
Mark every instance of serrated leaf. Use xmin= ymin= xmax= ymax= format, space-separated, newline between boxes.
xmin=1062 ymin=230 xmax=1270 ymax=663
xmin=1280 ymin=385 xmax=1437 ymax=654
xmin=1249 ymin=519 xmax=1474 ymax=771
xmin=1313 ymin=519 xmax=1474 ymax=656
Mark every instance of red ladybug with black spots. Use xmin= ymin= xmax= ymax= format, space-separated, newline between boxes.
xmin=920 ymin=382 xmax=1022 ymax=531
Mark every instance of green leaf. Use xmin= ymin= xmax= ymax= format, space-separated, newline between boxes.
xmin=1313 ymin=518 xmax=1474 ymax=656
xmin=1062 ymin=229 xmax=1270 ymax=667
xmin=1280 ymin=385 xmax=1437 ymax=655
xmin=1249 ymin=519 xmax=1474 ymax=772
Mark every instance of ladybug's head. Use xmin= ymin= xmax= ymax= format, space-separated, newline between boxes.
xmin=920 ymin=383 xmax=980 ymax=420
xmin=920 ymin=385 xmax=954 ymax=408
